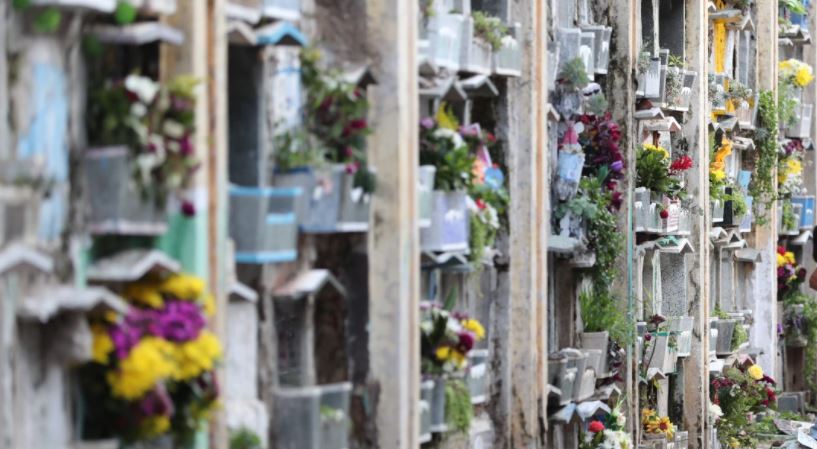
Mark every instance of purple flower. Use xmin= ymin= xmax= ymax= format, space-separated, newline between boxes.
xmin=181 ymin=200 xmax=196 ymax=217
xmin=420 ymin=117 xmax=435 ymax=129
xmin=157 ymin=300 xmax=206 ymax=342
xmin=179 ymin=136 xmax=194 ymax=156
xmin=139 ymin=384 xmax=174 ymax=417
xmin=458 ymin=331 xmax=475 ymax=352
xmin=610 ymin=160 xmax=624 ymax=173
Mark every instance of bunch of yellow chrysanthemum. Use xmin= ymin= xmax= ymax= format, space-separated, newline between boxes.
xmin=780 ymin=59 xmax=815 ymax=87
xmin=643 ymin=143 xmax=670 ymax=160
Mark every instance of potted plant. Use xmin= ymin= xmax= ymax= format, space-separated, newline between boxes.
xmin=85 ymin=75 xmax=200 ymax=235
xmin=493 ymin=24 xmax=521 ymax=76
xmin=641 ymin=408 xmax=676 ymax=444
xmin=79 ymin=274 xmax=222 ymax=447
xmin=419 ymin=109 xmax=475 ymax=252
xmin=272 ymin=49 xmax=376 ymax=232
xmin=420 ymin=300 xmax=485 ymax=432
xmin=636 ymin=144 xmax=691 ymax=233
xmin=461 ymin=11 xmax=499 ymax=74
xmin=554 ymin=57 xmax=590 ymax=119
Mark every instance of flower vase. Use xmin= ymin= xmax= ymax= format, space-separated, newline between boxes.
xmin=418 ymin=166 xmax=437 ymax=228
xmin=467 ymin=349 xmax=489 ymax=404
xmin=419 ymin=380 xmax=434 ymax=443
xmin=460 ymin=17 xmax=492 ymax=74
xmin=643 ymin=433 xmax=668 ymax=449
xmin=84 ymin=146 xmax=168 ymax=236
xmin=273 ymin=164 xmax=345 ymax=233
xmin=319 ymin=383 xmax=351 ymax=449
xmin=430 ymin=377 xmax=448 ymax=433
xmin=579 ymin=331 xmax=609 ymax=376
xmin=337 ymin=169 xmax=371 ymax=231
xmin=420 ymin=190 xmax=470 ymax=252
xmin=712 ymin=319 xmax=737 ymax=356
xmin=229 ymin=185 xmax=300 ymax=264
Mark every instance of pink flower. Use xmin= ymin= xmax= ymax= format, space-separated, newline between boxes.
xmin=588 ymin=421 xmax=605 ymax=433
xmin=458 ymin=331 xmax=475 ymax=352
xmin=346 ymin=162 xmax=360 ymax=174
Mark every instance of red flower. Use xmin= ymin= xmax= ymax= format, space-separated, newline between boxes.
xmin=660 ymin=209 xmax=670 ymax=219
xmin=778 ymin=246 xmax=787 ymax=256
xmin=670 ymin=155 xmax=693 ymax=172
xmin=475 ymin=199 xmax=487 ymax=210
xmin=588 ymin=421 xmax=605 ymax=433
xmin=457 ymin=331 xmax=475 ymax=352
xmin=798 ymin=268 xmax=807 ymax=280
xmin=486 ymin=132 xmax=497 ymax=143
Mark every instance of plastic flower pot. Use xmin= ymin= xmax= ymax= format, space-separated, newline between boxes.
xmin=0 ymin=184 xmax=39 ymax=244
xmin=643 ymin=57 xmax=662 ymax=99
xmin=739 ymin=196 xmax=754 ymax=232
xmin=648 ymin=194 xmax=680 ymax=234
xmin=460 ymin=16 xmax=493 ymax=74
xmin=711 ymin=198 xmax=725 ymax=224
xmin=712 ymin=319 xmax=737 ymax=356
xmin=792 ymin=195 xmax=816 ymax=229
xmin=338 ymin=170 xmax=371 ymax=231
xmin=273 ymin=164 xmax=344 ymax=233
xmin=430 ymin=377 xmax=448 ymax=433
xmin=555 ymin=151 xmax=585 ymax=201
xmin=634 ymin=188 xmax=651 ymax=232
xmin=785 ymin=304 xmax=808 ymax=347
xmin=668 ymin=316 xmax=694 ymax=358
xmin=674 ymin=431 xmax=689 ymax=449
xmin=709 ymin=325 xmax=718 ymax=356
xmin=320 ymin=383 xmax=352 ymax=449
xmin=575 ymin=366 xmax=596 ymax=402
xmin=579 ymin=331 xmax=609 ymax=375
xmin=493 ymin=32 xmax=522 ymax=77
xmin=84 ymin=146 xmax=168 ymax=236
xmin=229 ymin=185 xmax=300 ymax=264
xmin=643 ymin=433 xmax=668 ymax=449
xmin=644 ymin=332 xmax=672 ymax=373
xmin=467 ymin=349 xmax=489 ymax=404
xmin=786 ymin=103 xmax=813 ymax=139
xmin=424 ymin=13 xmax=465 ymax=70
xmin=418 ymin=166 xmax=437 ymax=228
xmin=420 ymin=190 xmax=470 ymax=252
xmin=263 ymin=0 xmax=301 ymax=20
xmin=547 ymin=355 xmax=567 ymax=390
xmin=559 ymin=368 xmax=577 ymax=404
xmin=419 ymin=380 xmax=434 ymax=443
xmin=578 ymin=31 xmax=596 ymax=75
xmin=273 ymin=386 xmax=322 ymax=449
xmin=582 ymin=25 xmax=611 ymax=74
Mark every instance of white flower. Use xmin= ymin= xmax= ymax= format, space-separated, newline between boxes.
xmin=708 ymin=402 xmax=723 ymax=424
xmin=432 ymin=128 xmax=465 ymax=149
xmin=124 ymin=75 xmax=159 ymax=104
xmin=130 ymin=102 xmax=148 ymax=118
xmin=501 ymin=35 xmax=518 ymax=48
xmin=162 ymin=120 xmax=186 ymax=139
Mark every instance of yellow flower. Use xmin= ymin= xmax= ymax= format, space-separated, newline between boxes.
xmin=747 ymin=364 xmax=764 ymax=380
xmin=777 ymin=254 xmax=787 ymax=267
xmin=171 ymin=331 xmax=223 ymax=381
xmin=644 ymin=144 xmax=670 ymax=160
xmin=203 ymin=293 xmax=217 ymax=317
xmin=786 ymin=159 xmax=803 ymax=175
xmin=796 ymin=66 xmax=814 ymax=87
xmin=729 ymin=437 xmax=740 ymax=448
xmin=461 ymin=319 xmax=486 ymax=340
xmin=714 ymin=139 xmax=733 ymax=163
xmin=785 ymin=251 xmax=796 ymax=264
xmin=436 ymin=346 xmax=452 ymax=361
xmin=91 ymin=324 xmax=114 ymax=365
xmin=103 ymin=310 xmax=120 ymax=323
xmin=107 ymin=337 xmax=175 ymax=400
xmin=711 ymin=169 xmax=726 ymax=182
xmin=641 ymin=408 xmax=657 ymax=422
xmin=159 ymin=274 xmax=205 ymax=300
xmin=123 ymin=282 xmax=164 ymax=309
xmin=659 ymin=416 xmax=675 ymax=440
xmin=140 ymin=415 xmax=171 ymax=437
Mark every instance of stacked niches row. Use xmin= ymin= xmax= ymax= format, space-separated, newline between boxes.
xmin=544 ymin=0 xmax=633 ymax=449
xmin=2 ymin=1 xmax=227 ymax=449
xmin=225 ymin=1 xmax=374 ymax=449
xmin=417 ymin=0 xmax=520 ymax=446
xmin=776 ymin=0 xmax=817 ymax=436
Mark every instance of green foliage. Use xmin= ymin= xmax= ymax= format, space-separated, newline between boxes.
xmin=273 ymin=129 xmax=328 ymax=171
xmin=665 ymin=69 xmax=684 ymax=105
xmin=585 ymin=94 xmax=609 ymax=116
xmin=637 ymin=52 xmax=651 ymax=74
xmin=277 ymin=47 xmax=375 ymax=192
xmin=33 ymin=7 xmax=61 ymax=33
xmin=667 ymin=54 xmax=684 ymax=68
xmin=12 ymin=0 xmax=31 ymax=9
xmin=636 ymin=145 xmax=684 ymax=199
xmin=783 ymin=200 xmax=797 ymax=231
xmin=558 ymin=58 xmax=590 ymax=91
xmin=781 ymin=0 xmax=807 ymax=14
xmin=472 ymin=11 xmax=508 ymax=51
xmin=785 ymin=292 xmax=817 ymax=396
xmin=731 ymin=322 xmax=748 ymax=351
xmin=580 ymin=290 xmax=630 ymax=346
xmin=87 ymin=80 xmax=138 ymax=147
xmin=727 ymin=80 xmax=754 ymax=103
xmin=422 ymin=140 xmax=475 ymax=191
xmin=469 ymin=213 xmax=494 ymax=264
xmin=445 ymin=379 xmax=473 ymax=433
xmin=114 ymin=1 xmax=138 ymax=25
xmin=728 ymin=187 xmax=749 ymax=217
xmin=751 ymin=90 xmax=779 ymax=221
xmin=229 ymin=428 xmax=262 ymax=449
xmin=778 ymin=81 xmax=799 ymax=128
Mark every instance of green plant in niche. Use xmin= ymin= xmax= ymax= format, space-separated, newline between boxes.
xmin=33 ymin=7 xmax=61 ymax=33
xmin=637 ymin=52 xmax=651 ymax=74
xmin=781 ymin=0 xmax=807 ymax=14
xmin=665 ymin=68 xmax=684 ymax=105
xmin=558 ymin=57 xmax=590 ymax=91
xmin=229 ymin=428 xmax=262 ymax=449
xmin=727 ymin=80 xmax=754 ymax=104
xmin=750 ymin=90 xmax=779 ymax=222
xmin=778 ymin=81 xmax=799 ymax=129
xmin=784 ymin=292 xmax=817 ymax=398
xmin=782 ymin=200 xmax=797 ymax=230
xmin=445 ymin=379 xmax=473 ymax=433
xmin=668 ymin=54 xmax=684 ymax=68
xmin=731 ymin=322 xmax=748 ymax=351
xmin=114 ymin=1 xmax=138 ymax=24
xmin=729 ymin=188 xmax=749 ymax=217
xmin=472 ymin=11 xmax=508 ymax=51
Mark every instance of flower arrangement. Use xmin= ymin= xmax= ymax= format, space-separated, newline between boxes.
xmin=710 ymin=136 xmax=732 ymax=193
xmin=471 ymin=11 xmax=509 ymax=51
xmin=87 ymin=74 xmax=201 ymax=215
xmin=780 ymin=59 xmax=815 ymax=88
xmin=778 ymin=140 xmax=805 ymax=198
xmin=580 ymin=401 xmax=633 ymax=449
xmin=783 ymin=290 xmax=817 ymax=397
xmin=578 ymin=113 xmax=626 ymax=210
xmin=420 ymin=107 xmax=508 ymax=261
xmin=274 ymin=48 xmax=376 ymax=193
xmin=420 ymin=300 xmax=486 ymax=376
xmin=641 ymin=408 xmax=675 ymax=441
xmin=777 ymin=246 xmax=806 ymax=298
xmin=80 ymin=274 xmax=221 ymax=445
xmin=636 ymin=143 xmax=690 ymax=201
xmin=711 ymin=365 xmax=777 ymax=448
